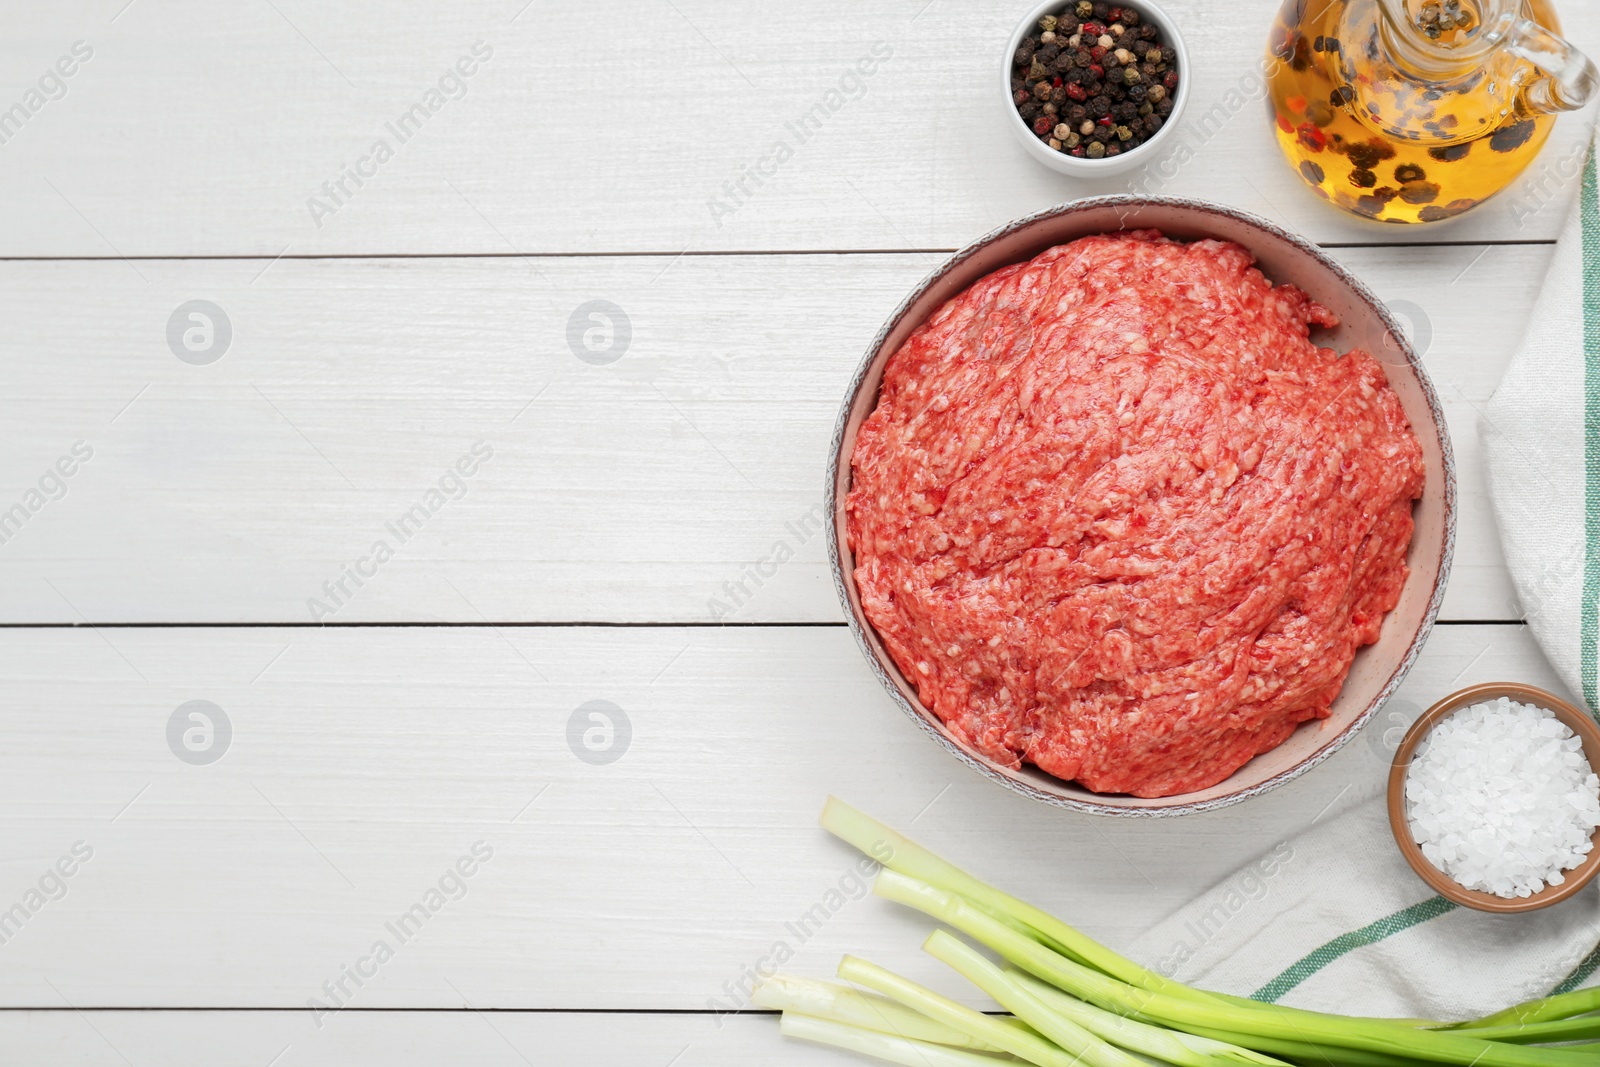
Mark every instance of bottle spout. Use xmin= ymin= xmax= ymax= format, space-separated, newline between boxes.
xmin=1507 ymin=17 xmax=1599 ymax=113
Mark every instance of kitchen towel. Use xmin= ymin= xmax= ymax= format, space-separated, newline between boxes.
xmin=1125 ymin=797 xmax=1600 ymax=1020
xmin=1486 ymin=139 xmax=1600 ymax=715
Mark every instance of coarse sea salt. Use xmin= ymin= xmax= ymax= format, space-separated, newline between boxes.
xmin=1404 ymin=698 xmax=1600 ymax=899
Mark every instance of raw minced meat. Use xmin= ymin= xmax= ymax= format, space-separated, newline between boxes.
xmin=846 ymin=230 xmax=1424 ymax=798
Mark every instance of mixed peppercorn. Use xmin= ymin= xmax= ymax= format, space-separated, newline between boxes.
xmin=1011 ymin=1 xmax=1179 ymax=160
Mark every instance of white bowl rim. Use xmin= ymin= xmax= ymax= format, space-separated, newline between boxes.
xmin=824 ymin=194 xmax=1458 ymax=817
xmin=1000 ymin=0 xmax=1193 ymax=176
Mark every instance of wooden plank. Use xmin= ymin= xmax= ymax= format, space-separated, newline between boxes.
xmin=0 ymin=244 xmax=1544 ymax=624
xmin=0 ymin=622 xmax=1564 ymax=1008
xmin=0 ymin=1010 xmax=851 ymax=1067
xmin=0 ymin=1 xmax=1592 ymax=257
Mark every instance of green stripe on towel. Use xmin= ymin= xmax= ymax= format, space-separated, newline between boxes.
xmin=1250 ymin=896 xmax=1459 ymax=1003
xmin=1582 ymin=145 xmax=1600 ymax=713
xmin=1552 ymin=939 xmax=1600 ymax=995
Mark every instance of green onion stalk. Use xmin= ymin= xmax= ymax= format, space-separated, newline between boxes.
xmin=763 ymin=798 xmax=1600 ymax=1067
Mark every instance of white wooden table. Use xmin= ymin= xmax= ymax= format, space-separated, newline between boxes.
xmin=1 ymin=1 xmax=1595 ymax=1062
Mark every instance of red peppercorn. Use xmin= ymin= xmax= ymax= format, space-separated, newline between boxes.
xmin=1052 ymin=75 xmax=1063 ymax=87
xmin=1089 ymin=63 xmax=1105 ymax=78
xmin=1098 ymin=115 xmax=1114 ymax=126
xmin=1033 ymin=115 xmax=1055 ymax=136
xmin=1162 ymin=70 xmax=1179 ymax=90
xmin=1016 ymin=88 xmax=1032 ymax=106
xmin=1082 ymin=21 xmax=1104 ymax=36
xmin=1065 ymin=82 xmax=1088 ymax=100
xmin=1090 ymin=45 xmax=1107 ymax=59
xmin=1070 ymin=146 xmax=1086 ymax=156
xmin=1296 ymin=121 xmax=1326 ymax=151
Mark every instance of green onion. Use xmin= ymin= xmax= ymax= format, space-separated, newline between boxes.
xmin=924 ymin=929 xmax=1153 ymax=1067
xmin=1454 ymin=987 xmax=1600 ymax=1030
xmin=838 ymin=953 xmax=1106 ymax=1067
xmin=875 ymin=867 xmax=1589 ymax=1067
xmin=753 ymin=973 xmax=1014 ymax=1051
xmin=778 ymin=1013 xmax=1019 ymax=1067
xmin=822 ymin=795 xmax=1224 ymax=1004
xmin=1007 ymin=970 xmax=1292 ymax=1067
xmin=1450 ymin=1017 xmax=1600 ymax=1044
xmin=1176 ymin=1022 xmax=1455 ymax=1067
xmin=762 ymin=798 xmax=1600 ymax=1067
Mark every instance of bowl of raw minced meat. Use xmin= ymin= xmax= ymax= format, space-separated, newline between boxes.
xmin=827 ymin=196 xmax=1455 ymax=816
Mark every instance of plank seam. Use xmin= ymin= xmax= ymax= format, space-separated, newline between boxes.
xmin=0 ymin=239 xmax=1555 ymax=263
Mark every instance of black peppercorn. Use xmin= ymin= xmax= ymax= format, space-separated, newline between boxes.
xmin=1490 ymin=119 xmax=1535 ymax=152
xmin=1346 ymin=143 xmax=1378 ymax=169
xmin=1399 ymin=181 xmax=1440 ymax=204
xmin=1010 ymin=4 xmax=1180 ymax=159
xmin=1353 ymin=195 xmax=1386 ymax=218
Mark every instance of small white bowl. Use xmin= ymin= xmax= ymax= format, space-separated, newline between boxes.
xmin=1002 ymin=0 xmax=1191 ymax=177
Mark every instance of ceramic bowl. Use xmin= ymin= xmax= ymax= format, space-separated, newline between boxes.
xmin=1388 ymin=682 xmax=1600 ymax=913
xmin=1002 ymin=0 xmax=1192 ymax=177
xmin=825 ymin=195 xmax=1456 ymax=817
